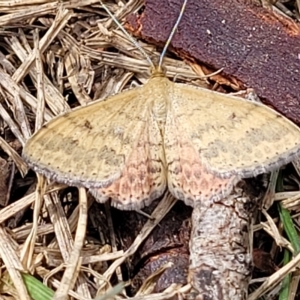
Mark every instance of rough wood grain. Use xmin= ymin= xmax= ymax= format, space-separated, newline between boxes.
xmin=189 ymin=181 xmax=255 ymax=300
xmin=128 ymin=0 xmax=300 ymax=125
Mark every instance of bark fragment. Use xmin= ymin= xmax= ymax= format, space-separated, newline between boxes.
xmin=189 ymin=181 xmax=256 ymax=300
xmin=128 ymin=0 xmax=300 ymax=125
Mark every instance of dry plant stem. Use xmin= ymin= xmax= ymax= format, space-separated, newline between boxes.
xmin=127 ymin=284 xmax=191 ymax=300
xmin=45 ymin=192 xmax=73 ymax=257
xmin=0 ymin=101 xmax=26 ymax=146
xmin=0 ymin=136 xmax=28 ymax=176
xmin=0 ymin=3 xmax=58 ymax=26
xmin=5 ymin=162 xmax=15 ymax=207
xmin=290 ymin=273 xmax=300 ymax=300
xmin=63 ymin=42 xmax=93 ymax=105
xmin=0 ymin=227 xmax=31 ymax=300
xmin=13 ymin=92 xmax=31 ymax=141
xmin=98 ymin=193 xmax=177 ymax=292
xmin=248 ymin=251 xmax=300 ymax=300
xmin=13 ymin=223 xmax=54 ymax=241
xmin=7 ymin=9 xmax=72 ymax=117
xmin=0 ymin=183 xmax=67 ymax=225
xmin=262 ymin=208 xmax=293 ymax=250
xmin=261 ymin=169 xmax=279 ymax=210
xmin=189 ymin=182 xmax=253 ymax=300
xmin=12 ymin=7 xmax=72 ymax=84
xmin=260 ymin=221 xmax=293 ymax=252
xmin=0 ymin=193 xmax=35 ymax=223
xmin=53 ymin=187 xmax=88 ymax=300
xmin=0 ymin=71 xmax=53 ymax=122
xmin=0 ymin=1 xmax=101 ymax=25
xmin=20 ymin=174 xmax=45 ymax=271
xmin=34 ymin=28 xmax=46 ymax=132
xmin=104 ymin=202 xmax=124 ymax=284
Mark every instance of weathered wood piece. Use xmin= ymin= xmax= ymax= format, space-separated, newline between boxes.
xmin=189 ymin=182 xmax=255 ymax=300
xmin=128 ymin=0 xmax=300 ymax=125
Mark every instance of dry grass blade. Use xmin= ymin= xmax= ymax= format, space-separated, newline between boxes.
xmin=12 ymin=7 xmax=72 ymax=85
xmin=0 ymin=100 xmax=26 ymax=146
xmin=0 ymin=227 xmax=31 ymax=299
xmin=7 ymin=10 xmax=72 ymax=116
xmin=0 ymin=136 xmax=28 ymax=176
xmin=97 ymin=193 xmax=177 ymax=293
xmin=248 ymin=252 xmax=300 ymax=300
xmin=125 ymin=284 xmax=191 ymax=300
xmin=0 ymin=71 xmax=53 ymax=122
xmin=33 ymin=29 xmax=46 ymax=131
xmin=53 ymin=187 xmax=88 ymax=299
xmin=20 ymin=175 xmax=45 ymax=271
xmin=135 ymin=262 xmax=174 ymax=295
xmin=261 ymin=209 xmax=293 ymax=251
xmin=62 ymin=37 xmax=94 ymax=105
xmin=0 ymin=3 xmax=58 ymax=26
xmin=0 ymin=193 xmax=35 ymax=223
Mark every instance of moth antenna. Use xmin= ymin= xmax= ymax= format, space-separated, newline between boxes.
xmin=99 ymin=0 xmax=154 ymax=68
xmin=100 ymin=0 xmax=188 ymax=70
xmin=158 ymin=0 xmax=188 ymax=69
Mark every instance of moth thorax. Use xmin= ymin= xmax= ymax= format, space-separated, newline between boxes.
xmin=152 ymin=99 xmax=167 ymax=130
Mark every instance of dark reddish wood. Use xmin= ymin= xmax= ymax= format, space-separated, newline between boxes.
xmin=252 ymin=248 xmax=279 ymax=274
xmin=128 ymin=0 xmax=300 ymax=125
xmin=112 ymin=200 xmax=191 ymax=294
